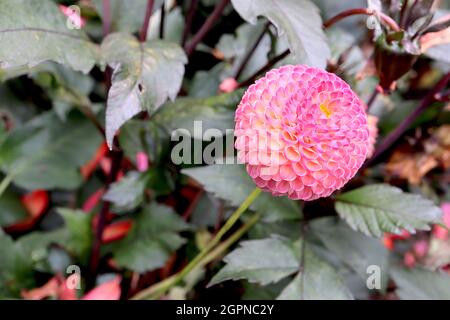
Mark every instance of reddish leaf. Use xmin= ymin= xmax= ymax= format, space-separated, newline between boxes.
xmin=102 ymin=220 xmax=133 ymax=244
xmin=22 ymin=190 xmax=49 ymax=218
xmin=58 ymin=274 xmax=79 ymax=300
xmin=92 ymin=211 xmax=116 ymax=230
xmin=383 ymin=236 xmax=395 ymax=250
xmin=82 ymin=188 xmax=105 ymax=212
xmin=5 ymin=190 xmax=49 ymax=232
xmin=21 ymin=277 xmax=59 ymax=300
xmin=81 ymin=142 xmax=109 ymax=179
xmin=81 ymin=276 xmax=121 ymax=300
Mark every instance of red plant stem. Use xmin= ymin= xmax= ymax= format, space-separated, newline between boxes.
xmin=182 ymin=189 xmax=204 ymax=221
xmin=366 ymin=87 xmax=380 ymax=111
xmin=234 ymin=22 xmax=270 ymax=80
xmin=405 ymin=0 xmax=420 ymax=28
xmin=238 ymin=49 xmax=289 ymax=88
xmin=323 ymin=8 xmax=401 ymax=31
xmin=159 ymin=3 xmax=165 ymax=39
xmin=367 ymin=72 xmax=450 ymax=165
xmin=399 ymin=0 xmax=409 ymax=28
xmin=86 ymin=0 xmax=125 ymax=289
xmin=140 ymin=0 xmax=155 ymax=42
xmin=184 ymin=0 xmax=230 ymax=57
xmin=238 ymin=8 xmax=401 ymax=88
xmin=87 ymin=150 xmax=123 ymax=289
xmin=181 ymin=0 xmax=199 ymax=47
xmin=102 ymin=0 xmax=112 ymax=36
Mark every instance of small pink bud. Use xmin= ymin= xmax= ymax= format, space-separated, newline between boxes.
xmin=404 ymin=251 xmax=416 ymax=268
xmin=219 ymin=77 xmax=239 ymax=93
xmin=136 ymin=152 xmax=149 ymax=172
xmin=433 ymin=225 xmax=449 ymax=240
xmin=413 ymin=240 xmax=429 ymax=258
xmin=59 ymin=5 xmax=86 ymax=29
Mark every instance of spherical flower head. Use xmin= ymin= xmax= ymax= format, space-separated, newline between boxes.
xmin=234 ymin=65 xmax=369 ymax=201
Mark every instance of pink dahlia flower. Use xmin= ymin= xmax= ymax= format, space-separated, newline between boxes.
xmin=366 ymin=115 xmax=379 ymax=159
xmin=234 ymin=65 xmax=369 ymax=201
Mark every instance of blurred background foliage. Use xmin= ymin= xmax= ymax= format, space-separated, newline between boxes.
xmin=0 ymin=0 xmax=449 ymax=300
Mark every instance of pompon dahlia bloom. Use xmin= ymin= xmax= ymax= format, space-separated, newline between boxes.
xmin=234 ymin=65 xmax=369 ymax=201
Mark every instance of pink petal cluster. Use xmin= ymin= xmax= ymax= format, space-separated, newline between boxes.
xmin=366 ymin=115 xmax=379 ymax=158
xmin=234 ymin=65 xmax=369 ymax=201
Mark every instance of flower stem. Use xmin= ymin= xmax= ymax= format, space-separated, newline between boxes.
xmin=140 ymin=0 xmax=155 ymax=42
xmin=184 ymin=0 xmax=230 ymax=57
xmin=132 ymin=188 xmax=262 ymax=299
xmin=323 ymin=8 xmax=401 ymax=31
xmin=367 ymin=72 xmax=450 ymax=165
xmin=159 ymin=3 xmax=165 ymax=39
xmin=234 ymin=22 xmax=270 ymax=80
xmin=102 ymin=0 xmax=112 ymax=37
xmin=181 ymin=0 xmax=199 ymax=47
xmin=0 ymin=173 xmax=13 ymax=199
xmin=86 ymin=149 xmax=123 ymax=289
xmin=366 ymin=86 xmax=380 ymax=112
xmin=238 ymin=50 xmax=290 ymax=88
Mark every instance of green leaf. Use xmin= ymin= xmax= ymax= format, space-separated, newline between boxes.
xmin=0 ymin=0 xmax=98 ymax=74
xmin=0 ymin=85 xmax=37 ymax=126
xmin=230 ymin=0 xmax=330 ymax=68
xmin=310 ymin=217 xmax=390 ymax=291
xmin=0 ymin=232 xmax=34 ymax=297
xmin=58 ymin=208 xmax=93 ymax=264
xmin=112 ymin=203 xmax=190 ymax=273
xmin=148 ymin=6 xmax=185 ymax=43
xmin=101 ymin=33 xmax=187 ymax=148
xmin=276 ymin=246 xmax=353 ymax=300
xmin=29 ymin=62 xmax=95 ymax=120
xmin=391 ymin=266 xmax=450 ymax=300
xmin=182 ymin=164 xmax=300 ymax=222
xmin=424 ymin=44 xmax=450 ymax=64
xmin=103 ymin=171 xmax=147 ymax=213
xmin=0 ymin=189 xmax=28 ymax=227
xmin=209 ymin=237 xmax=299 ymax=286
xmin=189 ymin=63 xmax=225 ymax=98
xmin=93 ymin=0 xmax=164 ymax=34
xmin=152 ymin=91 xmax=243 ymax=139
xmin=335 ymin=184 xmax=442 ymax=237
xmin=0 ymin=112 xmax=102 ymax=191
xmin=216 ymin=22 xmax=271 ymax=80
xmin=17 ymin=229 xmax=68 ymax=264
xmin=119 ymin=119 xmax=169 ymax=165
